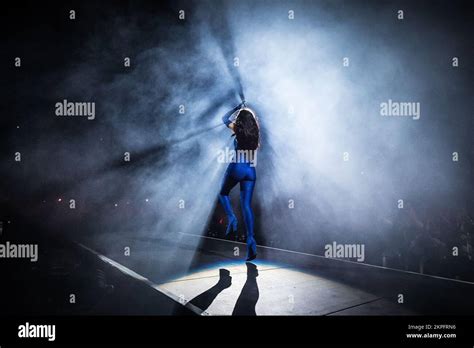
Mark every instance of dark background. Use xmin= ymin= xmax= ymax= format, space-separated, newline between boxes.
xmin=1 ymin=0 xmax=473 ymax=295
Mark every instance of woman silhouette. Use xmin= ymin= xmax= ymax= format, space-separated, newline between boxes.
xmin=219 ymin=102 xmax=260 ymax=261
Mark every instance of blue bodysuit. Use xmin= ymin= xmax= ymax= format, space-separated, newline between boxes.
xmin=219 ymin=106 xmax=257 ymax=260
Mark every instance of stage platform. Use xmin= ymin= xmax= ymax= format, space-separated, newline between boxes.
xmin=77 ymin=231 xmax=474 ymax=316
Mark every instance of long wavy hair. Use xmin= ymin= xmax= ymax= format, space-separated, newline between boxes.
xmin=235 ymin=109 xmax=260 ymax=151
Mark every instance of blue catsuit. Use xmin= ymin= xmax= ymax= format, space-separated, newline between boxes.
xmin=219 ymin=106 xmax=257 ymax=259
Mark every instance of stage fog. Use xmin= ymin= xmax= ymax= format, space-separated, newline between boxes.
xmin=3 ymin=0 xmax=472 ymax=273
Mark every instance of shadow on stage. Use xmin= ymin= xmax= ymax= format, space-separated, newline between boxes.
xmin=189 ymin=262 xmax=259 ymax=315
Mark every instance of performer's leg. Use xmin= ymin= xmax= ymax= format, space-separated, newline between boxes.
xmin=240 ymin=180 xmax=256 ymax=260
xmin=219 ymin=169 xmax=239 ymax=235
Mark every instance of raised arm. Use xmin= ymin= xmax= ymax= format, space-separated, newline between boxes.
xmin=222 ymin=103 xmax=244 ymax=130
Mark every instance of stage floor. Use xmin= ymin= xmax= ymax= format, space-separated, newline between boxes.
xmin=156 ymin=261 xmax=414 ymax=315
xmin=79 ymin=232 xmax=420 ymax=315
